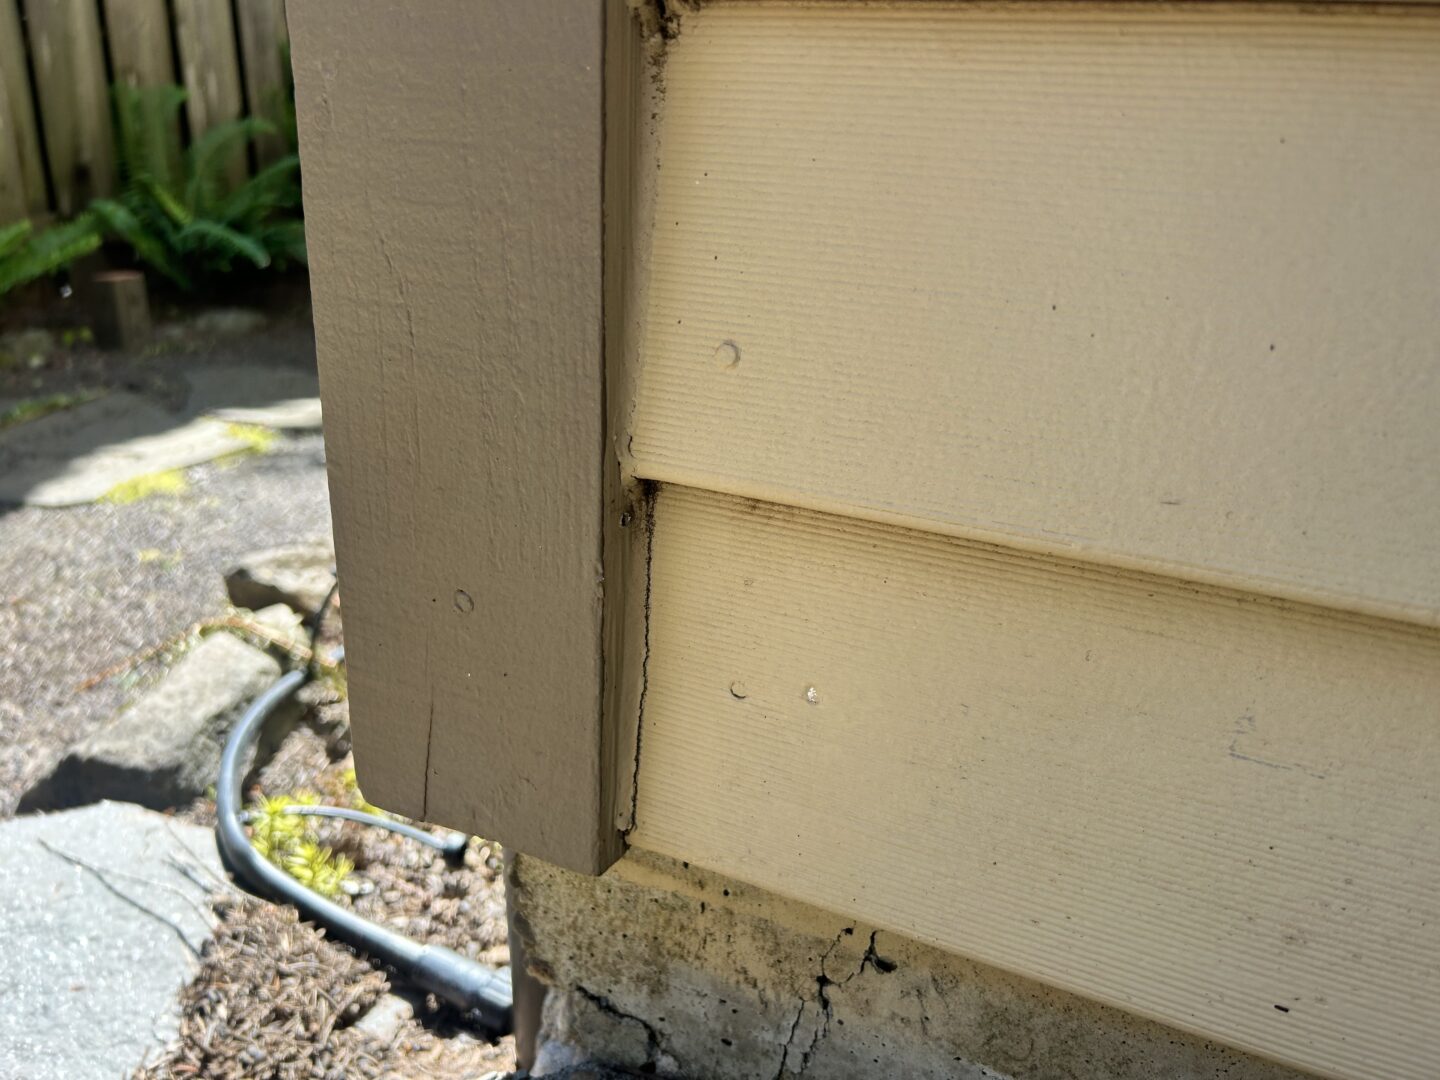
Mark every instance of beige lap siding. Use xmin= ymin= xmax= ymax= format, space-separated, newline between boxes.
xmin=630 ymin=485 xmax=1440 ymax=1080
xmin=630 ymin=2 xmax=1440 ymax=627
xmin=625 ymin=5 xmax=1440 ymax=1078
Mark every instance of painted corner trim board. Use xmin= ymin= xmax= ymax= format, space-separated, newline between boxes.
xmin=289 ymin=0 xmax=615 ymax=874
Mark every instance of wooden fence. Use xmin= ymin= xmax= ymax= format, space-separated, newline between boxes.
xmin=0 ymin=0 xmax=289 ymax=223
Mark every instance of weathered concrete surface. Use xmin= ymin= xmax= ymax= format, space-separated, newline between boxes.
xmin=184 ymin=307 xmax=269 ymax=339
xmin=19 ymin=633 xmax=299 ymax=813
xmin=225 ymin=542 xmax=335 ymax=616
xmin=513 ymin=850 xmax=1313 ymax=1080
xmin=0 ymin=802 xmax=223 ymax=1079
xmin=0 ymin=392 xmax=255 ymax=507
xmin=186 ymin=362 xmax=322 ymax=429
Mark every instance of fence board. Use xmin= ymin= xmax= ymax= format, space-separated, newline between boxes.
xmin=0 ymin=0 xmax=46 ymax=219
xmin=234 ymin=0 xmax=288 ymax=166
xmin=172 ymin=0 xmax=244 ymax=187
xmin=0 ymin=77 xmax=26 ymax=221
xmin=103 ymin=0 xmax=174 ymax=86
xmin=23 ymin=0 xmax=114 ymax=215
xmin=102 ymin=0 xmax=181 ymax=184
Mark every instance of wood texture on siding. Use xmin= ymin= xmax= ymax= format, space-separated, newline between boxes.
xmin=630 ymin=4 xmax=1440 ymax=628
xmin=0 ymin=0 xmax=46 ymax=218
xmin=289 ymin=1 xmax=613 ymax=873
xmin=630 ymin=485 xmax=1440 ymax=1080
xmin=601 ymin=2 xmax=660 ymax=836
xmin=23 ymin=0 xmax=114 ymax=213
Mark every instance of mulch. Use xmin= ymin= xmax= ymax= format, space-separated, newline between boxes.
xmin=135 ymin=896 xmax=515 ymax=1079
xmin=147 ymin=696 xmax=516 ymax=1078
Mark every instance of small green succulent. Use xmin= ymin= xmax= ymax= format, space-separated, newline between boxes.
xmin=247 ymin=792 xmax=355 ymax=899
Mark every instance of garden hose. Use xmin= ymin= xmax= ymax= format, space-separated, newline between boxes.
xmin=214 ymin=655 xmax=513 ymax=1033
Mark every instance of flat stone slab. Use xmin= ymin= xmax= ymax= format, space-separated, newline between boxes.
xmin=186 ymin=364 xmax=322 ymax=429
xmin=210 ymin=398 xmax=322 ymax=428
xmin=0 ymin=802 xmax=223 ymax=1079
xmin=19 ymin=632 xmax=298 ymax=813
xmin=226 ymin=542 xmax=336 ymax=615
xmin=0 ymin=392 xmax=253 ymax=507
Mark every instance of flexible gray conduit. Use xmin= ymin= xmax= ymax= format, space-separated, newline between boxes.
xmin=215 ymin=665 xmax=513 ymax=1034
xmin=240 ymin=804 xmax=470 ymax=864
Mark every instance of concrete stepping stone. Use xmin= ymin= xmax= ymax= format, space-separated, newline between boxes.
xmin=0 ymin=802 xmax=224 ymax=1079
xmin=18 ymin=631 xmax=302 ymax=814
xmin=185 ymin=364 xmax=322 ymax=430
xmin=0 ymin=392 xmax=254 ymax=507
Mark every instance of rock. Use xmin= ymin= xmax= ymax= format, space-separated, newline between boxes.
xmin=352 ymin=992 xmax=416 ymax=1044
xmin=0 ymin=391 xmax=255 ymax=507
xmin=533 ymin=1059 xmax=644 ymax=1080
xmin=211 ymin=397 xmax=322 ymax=428
xmin=250 ymin=602 xmax=313 ymax=654
xmin=189 ymin=307 xmax=268 ymax=338
xmin=0 ymin=327 xmax=55 ymax=368
xmin=0 ymin=802 xmax=224 ymax=1079
xmin=18 ymin=633 xmax=300 ymax=813
xmin=225 ymin=542 xmax=336 ymax=616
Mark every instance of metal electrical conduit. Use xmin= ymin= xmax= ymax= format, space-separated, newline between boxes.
xmin=214 ymin=658 xmax=514 ymax=1034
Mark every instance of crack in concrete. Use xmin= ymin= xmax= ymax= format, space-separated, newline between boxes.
xmin=576 ymin=984 xmax=665 ymax=1068
xmin=773 ymin=928 xmax=899 ymax=1077
xmin=772 ymin=996 xmax=809 ymax=1080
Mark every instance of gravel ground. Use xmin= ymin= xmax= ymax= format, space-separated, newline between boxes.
xmin=1 ymin=313 xmax=519 ymax=1076
xmin=0 ymin=320 xmax=332 ymax=816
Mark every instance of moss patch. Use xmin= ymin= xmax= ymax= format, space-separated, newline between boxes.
xmin=0 ymin=390 xmax=103 ymax=431
xmin=102 ymin=468 xmax=189 ymax=504
xmin=224 ymin=421 xmax=278 ymax=455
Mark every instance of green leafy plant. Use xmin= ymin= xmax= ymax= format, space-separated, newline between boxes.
xmin=88 ymin=84 xmax=305 ymax=292
xmin=0 ymin=390 xmax=103 ymax=431
xmin=248 ymin=792 xmax=355 ymax=898
xmin=0 ymin=217 xmax=102 ymax=296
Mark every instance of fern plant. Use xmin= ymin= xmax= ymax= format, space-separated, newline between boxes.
xmin=0 ymin=217 xmax=102 ymax=296
xmin=88 ymin=84 xmax=305 ymax=293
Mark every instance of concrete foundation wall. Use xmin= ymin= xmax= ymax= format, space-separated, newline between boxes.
xmin=511 ymin=851 xmax=1313 ymax=1080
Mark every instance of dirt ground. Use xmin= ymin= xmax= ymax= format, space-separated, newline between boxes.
xmin=0 ymin=316 xmax=330 ymax=816
xmin=0 ymin=306 xmax=517 ymax=1077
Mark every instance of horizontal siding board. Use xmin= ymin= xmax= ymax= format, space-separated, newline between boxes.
xmin=630 ymin=4 xmax=1440 ymax=627
xmin=631 ymin=485 xmax=1440 ymax=1080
